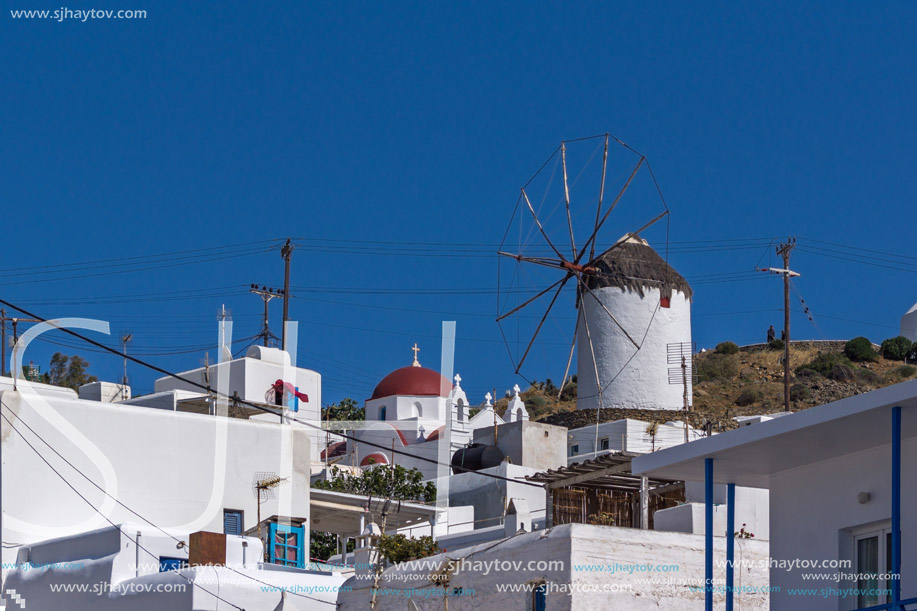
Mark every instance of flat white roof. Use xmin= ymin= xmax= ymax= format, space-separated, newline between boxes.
xmin=632 ymin=379 xmax=917 ymax=488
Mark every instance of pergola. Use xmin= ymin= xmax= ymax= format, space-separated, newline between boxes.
xmin=526 ymin=451 xmax=683 ymax=529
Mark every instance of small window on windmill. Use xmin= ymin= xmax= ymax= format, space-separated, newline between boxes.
xmin=380 ymin=406 xmax=387 ymax=421
xmin=660 ymin=296 xmax=671 ymax=308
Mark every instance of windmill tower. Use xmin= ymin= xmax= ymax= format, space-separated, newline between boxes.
xmin=496 ymin=134 xmax=692 ymax=414
xmin=576 ymin=236 xmax=693 ymax=411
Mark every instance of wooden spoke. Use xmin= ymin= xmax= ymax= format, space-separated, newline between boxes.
xmin=576 ymin=156 xmax=644 ymax=265
xmin=576 ymin=275 xmax=640 ymax=349
xmin=514 ymin=275 xmax=571 ymax=374
xmin=590 ymin=134 xmax=610 ymax=262
xmin=522 ymin=188 xmax=567 ymax=262
xmin=578 ymin=296 xmax=606 ymax=411
xmin=562 ymin=143 xmax=577 ymax=259
xmin=587 ymin=209 xmax=669 ymax=266
xmin=496 ymin=275 xmax=568 ymax=322
xmin=557 ymin=315 xmax=579 ymax=401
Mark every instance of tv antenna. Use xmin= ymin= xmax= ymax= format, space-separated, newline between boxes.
xmin=252 ymin=471 xmax=289 ymax=535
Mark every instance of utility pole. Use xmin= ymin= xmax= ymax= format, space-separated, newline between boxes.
xmin=1 ymin=308 xmax=6 ymax=377
xmin=761 ymin=238 xmax=799 ymax=412
xmin=1 ymin=314 xmax=40 ymax=378
xmin=249 ymin=285 xmax=284 ymax=347
xmin=121 ymin=334 xmax=133 ymax=400
xmin=280 ymin=239 xmax=294 ymax=353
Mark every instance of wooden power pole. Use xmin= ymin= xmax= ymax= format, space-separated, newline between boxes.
xmin=767 ymin=238 xmax=798 ymax=412
xmin=280 ymin=239 xmax=293 ymax=353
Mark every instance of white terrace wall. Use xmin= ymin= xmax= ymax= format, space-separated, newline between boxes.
xmin=768 ymin=436 xmax=917 ymax=611
xmin=338 ymin=523 xmax=769 ymax=610
xmin=0 ymin=388 xmax=311 ymax=567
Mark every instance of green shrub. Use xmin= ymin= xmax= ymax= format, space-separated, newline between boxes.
xmin=844 ymin=337 xmax=878 ymax=362
xmin=767 ymin=339 xmax=785 ymax=351
xmin=697 ymin=353 xmax=738 ymax=382
xmin=798 ymin=352 xmax=852 ymax=377
xmin=856 ymin=368 xmax=881 ymax=386
xmin=795 ymin=368 xmax=822 ymax=381
xmin=715 ymin=341 xmax=739 ymax=355
xmin=735 ymin=389 xmax=763 ymax=407
xmin=790 ymin=383 xmax=811 ymax=402
xmin=889 ymin=365 xmax=916 ymax=380
xmin=527 ymin=394 xmax=550 ymax=408
xmin=881 ymin=336 xmax=914 ymax=361
xmin=827 ymin=364 xmax=855 ymax=382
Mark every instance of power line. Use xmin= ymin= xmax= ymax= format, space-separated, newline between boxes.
xmin=0 ymin=404 xmax=246 ymax=611
xmin=0 ymin=297 xmax=544 ymax=489
xmin=0 ymin=405 xmax=335 ymax=606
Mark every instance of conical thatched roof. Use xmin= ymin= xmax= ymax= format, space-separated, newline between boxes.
xmin=584 ymin=236 xmax=692 ymax=299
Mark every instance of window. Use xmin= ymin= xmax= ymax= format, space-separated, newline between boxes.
xmin=159 ymin=557 xmax=188 ymax=572
xmin=269 ymin=522 xmax=305 ymax=568
xmin=853 ymin=526 xmax=894 ymax=608
xmin=568 ymin=444 xmax=579 ymax=457
xmin=379 ymin=406 xmax=387 ymax=421
xmin=660 ymin=296 xmax=671 ymax=308
xmin=600 ymin=438 xmax=609 ymax=451
xmin=223 ymin=509 xmax=243 ymax=536
xmin=532 ymin=581 xmax=547 ymax=611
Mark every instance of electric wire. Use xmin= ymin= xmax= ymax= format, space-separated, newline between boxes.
xmin=0 ymin=404 xmax=246 ymax=611
xmin=0 ymin=297 xmax=544 ymax=489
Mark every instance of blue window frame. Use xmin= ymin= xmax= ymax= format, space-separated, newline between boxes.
xmin=159 ymin=557 xmax=187 ymax=572
xmin=533 ymin=582 xmax=547 ymax=611
xmin=268 ymin=522 xmax=305 ymax=568
xmin=223 ymin=509 xmax=243 ymax=535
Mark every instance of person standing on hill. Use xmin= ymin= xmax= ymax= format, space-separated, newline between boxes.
xmin=767 ymin=325 xmax=776 ymax=343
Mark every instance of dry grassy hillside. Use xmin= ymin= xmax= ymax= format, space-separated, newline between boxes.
xmin=507 ymin=340 xmax=917 ymax=432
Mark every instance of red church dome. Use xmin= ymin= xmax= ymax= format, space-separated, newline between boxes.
xmin=370 ymin=366 xmax=452 ymax=400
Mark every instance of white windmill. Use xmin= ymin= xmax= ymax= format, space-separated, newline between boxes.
xmin=497 ymin=134 xmax=693 ymax=414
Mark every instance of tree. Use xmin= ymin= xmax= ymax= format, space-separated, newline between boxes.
xmin=377 ymin=533 xmax=439 ymax=564
xmin=310 ymin=530 xmax=354 ymax=562
xmin=881 ymin=336 xmax=914 ymax=362
xmin=322 ymin=398 xmax=364 ymax=421
xmin=313 ymin=465 xmax=436 ymax=503
xmin=46 ymin=353 xmax=97 ymax=390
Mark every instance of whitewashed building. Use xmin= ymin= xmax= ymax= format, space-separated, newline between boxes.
xmin=634 ymin=379 xmax=917 ymax=611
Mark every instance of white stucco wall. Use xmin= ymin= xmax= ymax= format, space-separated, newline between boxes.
xmin=0 ymin=388 xmax=312 ymax=567
xmin=577 ymin=286 xmax=692 ymax=411
xmin=4 ymin=525 xmax=347 ymax=610
xmin=337 ymin=523 xmax=769 ymax=610
xmin=768 ymin=437 xmax=917 ymax=610
xmin=901 ymin=302 xmax=917 ymax=342
xmin=566 ymin=418 xmax=704 ymax=461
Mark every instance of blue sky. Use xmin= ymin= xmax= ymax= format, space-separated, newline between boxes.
xmin=3 ymin=2 xmax=915 ymax=405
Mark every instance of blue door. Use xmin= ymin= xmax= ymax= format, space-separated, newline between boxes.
xmin=534 ymin=582 xmax=547 ymax=611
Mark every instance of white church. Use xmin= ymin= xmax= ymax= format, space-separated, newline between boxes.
xmin=343 ymin=345 xmax=530 ymax=479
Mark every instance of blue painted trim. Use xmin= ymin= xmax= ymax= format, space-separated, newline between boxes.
xmin=726 ymin=482 xmax=736 ymax=611
xmin=854 ymin=597 xmax=917 ymax=611
xmin=705 ymin=458 xmax=713 ymax=611
xmin=892 ymin=406 xmax=902 ymax=609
